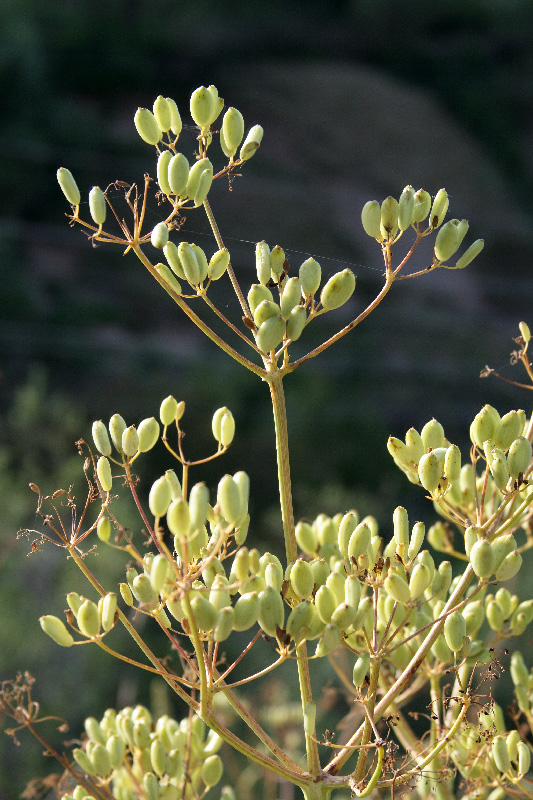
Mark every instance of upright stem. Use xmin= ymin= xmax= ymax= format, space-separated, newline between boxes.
xmin=268 ymin=369 xmax=296 ymax=563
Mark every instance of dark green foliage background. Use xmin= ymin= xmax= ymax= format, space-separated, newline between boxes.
xmin=1 ymin=1 xmax=533 ymax=796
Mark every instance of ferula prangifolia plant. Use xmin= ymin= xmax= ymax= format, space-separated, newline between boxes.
xmin=4 ymin=84 xmax=533 ymax=800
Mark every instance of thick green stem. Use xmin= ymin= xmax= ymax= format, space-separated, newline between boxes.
xmin=268 ymin=370 xmax=296 ymax=563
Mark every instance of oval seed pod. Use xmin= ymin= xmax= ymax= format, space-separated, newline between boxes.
xmin=73 ymin=747 xmax=98 ymax=776
xmin=315 ymin=585 xmax=337 ymax=623
xmin=338 ymin=512 xmax=358 ymax=557
xmin=486 ymin=599 xmax=504 ymax=632
xmin=254 ymin=299 xmax=281 ymax=327
xmin=347 ymin=522 xmax=371 ymax=560
xmin=153 ymin=95 xmax=171 ymax=132
xmin=296 ymin=521 xmax=318 ymax=556
xmin=518 ymin=741 xmax=531 ymax=776
xmin=163 ymin=97 xmax=182 ymax=137
xmin=190 ymin=86 xmax=214 ymax=128
xmin=151 ymin=221 xmax=169 ymax=249
xmin=299 ymin=257 xmax=322 ymax=296
xmin=444 ymin=444 xmax=461 ymax=484
xmin=160 ymin=395 xmax=178 ymax=426
xmin=361 ymin=200 xmax=382 ymax=239
xmin=256 ymin=315 xmax=286 ymax=353
xmin=186 ymin=158 xmax=213 ymax=200
xmin=384 ymin=573 xmax=410 ymax=605
xmin=77 ymin=599 xmax=100 ymax=638
xmin=421 ymin=418 xmax=445 ymax=449
xmin=331 ymin=602 xmax=356 ymax=630
xmin=165 ymin=469 xmax=182 ymax=500
xmin=344 ymin=576 xmax=361 ymax=610
xmin=168 ymin=153 xmax=189 ymax=197
xmin=280 ymin=277 xmax=302 ymax=320
xmin=492 ymin=736 xmax=511 ymax=774
xmin=149 ymin=555 xmax=170 ymax=595
xmin=233 ymin=592 xmax=259 ymax=631
xmin=286 ymin=306 xmax=307 ymax=341
xmin=492 ymin=533 xmax=517 ymax=572
xmin=39 ymin=615 xmax=74 ymax=647
xmin=106 ymin=734 xmax=125 ymax=769
xmin=315 ymin=623 xmax=341 ymax=657
xmin=491 ymin=455 xmax=510 ymax=491
xmin=202 ymin=754 xmax=223 ymax=787
xmin=408 ymin=522 xmax=425 ymax=560
xmin=320 ymin=269 xmax=356 ymax=310
xmin=189 ymin=595 xmax=217 ymax=632
xmin=248 ymin=283 xmax=273 ymax=315
xmin=270 ymin=244 xmax=286 ymax=276
xmin=97 ymin=456 xmax=113 ymax=492
xmin=454 ymin=239 xmax=484 ymax=269
xmin=101 ymin=593 xmax=117 ymax=632
xmin=434 ymin=219 xmax=461 ymax=262
xmin=258 ymin=586 xmax=284 ymax=635
xmin=155 ymin=262 xmax=182 ymax=295
xmin=381 ymin=196 xmax=399 ymax=234
xmin=212 ymin=406 xmax=234 ymax=443
xmin=234 ymin=471 xmax=250 ymax=511
xmin=89 ymin=186 xmax=107 ymax=226
xmin=387 ymin=436 xmax=411 ymax=469
xmin=495 ymin=550 xmax=522 ymax=582
xmin=218 ymin=474 xmax=243 ymax=525
xmin=207 ymin=85 xmax=223 ymax=125
xmin=134 ymin=108 xmax=161 ymax=145
xmin=418 ymin=452 xmax=442 ymax=493
xmin=190 ymin=244 xmax=209 ymax=283
xmin=494 ymin=410 xmax=524 ymax=451
xmin=393 ymin=506 xmax=409 ymax=550
xmin=352 ymin=653 xmax=370 ymax=687
xmin=57 ymin=167 xmax=81 ymax=206
xmin=121 ymin=425 xmax=139 ymax=458
xmin=264 ymin=561 xmax=283 ymax=592
xmin=429 ymin=188 xmax=449 ymax=228
xmin=167 ymin=498 xmax=190 ymax=537
xmin=157 ymin=150 xmax=173 ymax=196
xmin=412 ymin=189 xmax=431 ymax=222
xmin=138 ymin=417 xmax=160 ymax=453
xmin=470 ymin=406 xmax=498 ymax=449
xmin=286 ymin=601 xmax=314 ymax=642
xmin=92 ymin=420 xmax=112 ymax=456
xmin=444 ymin=610 xmax=466 ymax=652
xmin=178 ymin=242 xmax=201 ymax=285
xmin=208 ymin=249 xmax=230 ymax=281
xmin=470 ymin=539 xmax=494 ymax=579
xmin=194 ymin=167 xmax=213 ymax=207
xmin=109 ymin=414 xmax=126 ymax=453
xmin=213 ymin=607 xmax=234 ymax=642
xmin=291 ymin=559 xmax=315 ymax=599
xmin=304 ymin=700 xmax=317 ymax=737
xmin=398 ymin=185 xmax=415 ymax=231
xmin=189 ymin=482 xmax=209 ymax=531
xmin=150 ymin=738 xmax=167 ymax=777
xmin=255 ymin=241 xmax=271 ymax=285
xmin=222 ymin=107 xmax=245 ymax=154
xmin=97 ymin=515 xmax=111 ymax=542
xmin=240 ymin=124 xmax=264 ymax=161
xmin=409 ymin=563 xmax=431 ymax=599
xmin=163 ymin=242 xmax=185 ymax=281
xmin=508 ymin=436 xmax=532 ymax=478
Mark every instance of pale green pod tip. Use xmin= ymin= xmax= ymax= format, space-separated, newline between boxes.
xmin=429 ymin=188 xmax=449 ymax=228
xmin=40 ymin=615 xmax=74 ymax=647
xmin=97 ymin=456 xmax=113 ymax=492
xmin=208 ymin=248 xmax=230 ymax=280
xmin=57 ymin=167 xmax=81 ymax=206
xmin=89 ymin=186 xmax=107 ymax=226
xmin=151 ymin=221 xmax=169 ymax=249
xmin=454 ymin=239 xmax=484 ymax=269
xmin=155 ymin=262 xmax=181 ymax=296
xmin=153 ymin=95 xmax=172 ymax=132
xmin=134 ymin=107 xmax=162 ymax=146
xmin=412 ymin=189 xmax=431 ymax=222
xmin=222 ymin=107 xmax=245 ymax=154
xmin=361 ymin=200 xmax=382 ymax=239
xmin=166 ymin=97 xmax=182 ymax=136
xmin=190 ymin=86 xmax=215 ymax=128
xmin=92 ymin=420 xmax=112 ymax=456
xmin=320 ymin=269 xmax=356 ymax=311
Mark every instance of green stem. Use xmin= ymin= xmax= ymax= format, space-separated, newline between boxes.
xmin=268 ymin=369 xmax=296 ymax=562
xmin=353 ymin=657 xmax=381 ymax=782
xmin=203 ymin=197 xmax=251 ymax=319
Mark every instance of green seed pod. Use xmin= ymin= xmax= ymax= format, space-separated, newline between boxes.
xmin=256 ymin=315 xmax=286 ymax=353
xmin=239 ymin=124 xmax=264 ymax=161
xmin=393 ymin=506 xmax=409 ymax=551
xmin=429 ymin=188 xmax=449 ymax=228
xmin=233 ymin=471 xmax=250 ymax=512
xmin=185 ymin=158 xmax=212 ymax=200
xmin=518 ymin=741 xmax=531 ymax=776
xmin=348 ymin=522 xmax=371 ymax=560
xmin=326 ymin=571 xmax=346 ymax=606
xmin=142 ymin=772 xmax=159 ymax=800
xmin=189 ymin=595 xmax=217 ymax=632
xmin=97 ymin=456 xmax=113 ymax=492
xmin=492 ymin=533 xmax=517 ymax=571
xmin=156 ymin=150 xmax=173 ymax=197
xmin=149 ymin=738 xmax=166 ymax=777
xmin=155 ymin=263 xmax=182 ymax=295
xmin=121 ymin=425 xmax=139 ymax=458
xmin=431 ymin=561 xmax=452 ymax=599
xmin=444 ymin=610 xmax=466 ymax=652
xmin=421 ymin=418 xmax=445 ymax=449
xmin=254 ymin=299 xmax=281 ymax=327
xmin=194 ymin=167 xmax=213 ymax=207
xmin=464 ymin=525 xmax=481 ymax=558
xmin=495 ymin=550 xmax=522 ymax=582
xmin=418 ymin=451 xmax=442 ymax=493
xmin=486 ymin=598 xmax=505 ymax=632
xmin=405 ymin=428 xmax=425 ymax=462
xmin=168 ymin=153 xmax=189 ymax=197
xmin=222 ymin=107 xmax=245 ymax=154
xmin=491 ymin=456 xmax=511 ymax=491
xmin=153 ymin=95 xmax=172 ymax=133
xmin=89 ymin=186 xmax=107 ymax=226
xmin=317 ymin=516 xmax=336 ymax=547
xmin=280 ymin=277 xmax=302 ymax=320
xmin=508 ymin=436 xmax=532 ymax=478
xmin=248 ymin=283 xmax=273 ymax=315
xmin=492 ymin=736 xmax=510 ymax=774
xmin=160 ymin=395 xmax=178 ymax=427
xmin=291 ymin=559 xmax=315 ymax=599
xmin=258 ymin=586 xmax=284 ymax=635
xmin=510 ymin=651 xmax=529 ymax=686
xmin=286 ymin=306 xmax=307 ymax=341
xmin=39 ymin=615 xmax=74 ymax=647
xmin=165 ymin=469 xmax=182 ymax=500
xmin=444 ymin=444 xmax=461 ymax=484
xmin=384 ymin=573 xmax=410 ymax=605
xmin=57 ymin=167 xmax=81 ymax=206
xmin=233 ymin=592 xmax=259 ymax=631
xmin=314 ymin=584 xmax=337 ymax=623
xmin=286 ymin=601 xmax=314 ymax=642
xmin=454 ymin=239 xmax=484 ymax=269
xmin=212 ymin=406 xmax=234 ymax=444
xmin=337 ymin=512 xmax=358 ymax=558
xmin=148 ymin=555 xmax=169 ymax=595
xmin=310 ymin=558 xmax=330 ymax=588
xmin=162 ymin=243 xmax=185 ymax=281
xmin=494 ymin=587 xmax=512 ymax=618
xmin=320 ymin=269 xmax=356 ymax=310
xmin=134 ymin=107 xmax=161 ymax=145
xmin=470 ymin=539 xmax=494 ymax=579
xmin=73 ymin=747 xmax=98 ymax=776
xmin=101 ymin=593 xmax=117 ymax=632
xmin=137 ymin=417 xmax=160 ymax=453
xmin=352 ymin=653 xmax=370 ymax=687
xmin=163 ymin=97 xmax=182 ymax=137
xmin=331 ymin=602 xmax=356 ymax=630
xmin=409 ymin=563 xmax=431 ymax=599
xmin=92 ymin=420 xmax=112 ymax=456
xmin=431 ymin=634 xmax=452 ymax=663
xmin=298 ymin=258 xmax=321 ymax=297
xmin=189 ymin=482 xmax=209 ymax=532
xmin=381 ymin=196 xmax=399 ymax=234
xmin=387 ymin=436 xmax=411 ymax=469
xmin=96 ymin=515 xmax=111 ymax=543
xmin=463 ymin=600 xmax=484 ymax=636
xmin=151 ymin=221 xmax=169 ymax=249
xmin=256 ymin=241 xmax=271 ymax=285
xmin=408 ymin=522 xmax=425 ymax=561
xmin=434 ymin=219 xmax=461 ymax=262
xmin=494 ymin=410 xmax=525 ymax=451
xmin=120 ymin=582 xmax=133 ymax=606
xmin=90 ymin=742 xmax=112 ymax=777
xmin=412 ymin=189 xmax=431 ymax=222
xmin=361 ymin=200 xmax=382 ymax=239
xmin=202 ymin=754 xmax=223 ymax=787
xmin=303 ymin=700 xmax=316 ymax=737
xmin=167 ymin=498 xmax=190 ymax=537
xmin=218 ymin=474 xmax=243 ymax=525
xmin=398 ymin=185 xmax=415 ymax=231
xmin=214 ymin=607 xmax=235 ymax=642
xmin=132 ymin=574 xmax=157 ymax=605
xmin=315 ymin=622 xmax=341 ymax=657
xmin=190 ymin=86 xmax=214 ymax=128
xmin=77 ymin=599 xmax=100 ymax=638
xmin=208 ymin=249 xmax=230 ymax=281
xmin=295 ymin=520 xmax=317 ymax=556
xmin=263 ymin=561 xmax=282 ymax=592
xmin=106 ymin=734 xmax=125 ymax=769
xmin=177 ymin=242 xmax=200 ymax=285
xmin=344 ymin=576 xmax=361 ymax=610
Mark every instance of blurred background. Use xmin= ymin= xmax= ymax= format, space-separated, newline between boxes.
xmin=1 ymin=0 xmax=533 ymax=796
